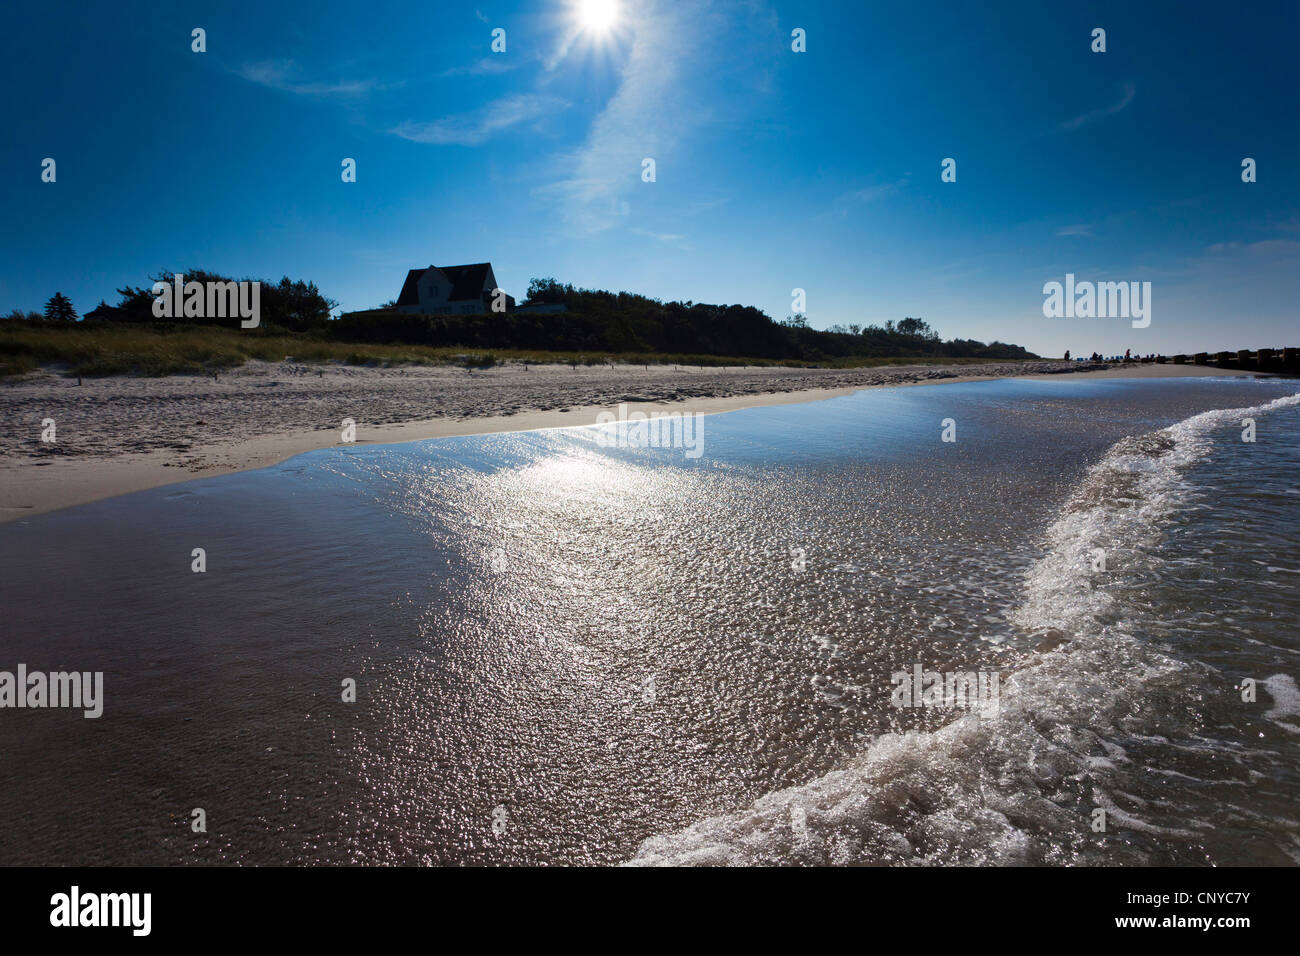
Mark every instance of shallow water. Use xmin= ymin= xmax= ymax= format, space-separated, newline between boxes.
xmin=1 ymin=377 xmax=1297 ymax=865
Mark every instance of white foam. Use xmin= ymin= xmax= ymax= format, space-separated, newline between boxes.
xmin=626 ymin=391 xmax=1300 ymax=866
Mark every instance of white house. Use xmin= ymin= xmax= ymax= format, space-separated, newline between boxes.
xmin=395 ymin=262 xmax=514 ymax=315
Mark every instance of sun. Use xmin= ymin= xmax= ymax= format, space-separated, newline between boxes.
xmin=576 ymin=0 xmax=618 ymax=32
xmin=555 ymin=0 xmax=625 ymax=65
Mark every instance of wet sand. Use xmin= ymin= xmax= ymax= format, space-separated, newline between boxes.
xmin=0 ymin=359 xmax=1271 ymax=521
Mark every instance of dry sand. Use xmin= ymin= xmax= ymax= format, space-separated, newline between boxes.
xmin=0 ymin=359 xmax=1274 ymax=522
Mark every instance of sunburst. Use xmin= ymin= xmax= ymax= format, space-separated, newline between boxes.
xmin=575 ymin=0 xmax=619 ymax=33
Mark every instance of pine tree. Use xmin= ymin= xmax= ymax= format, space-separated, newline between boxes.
xmin=44 ymin=292 xmax=77 ymax=322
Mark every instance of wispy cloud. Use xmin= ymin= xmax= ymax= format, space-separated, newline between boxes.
xmin=849 ymin=182 xmax=901 ymax=203
xmin=541 ymin=7 xmax=694 ymax=231
xmin=1059 ymin=82 xmax=1136 ymax=131
xmin=1056 ymin=224 xmax=1094 ymax=237
xmin=1207 ymin=239 xmax=1300 ymax=256
xmin=631 ymin=227 xmax=686 ymax=242
xmin=542 ymin=24 xmax=585 ymax=72
xmin=234 ymin=60 xmax=396 ymax=97
xmin=440 ymin=57 xmax=520 ymax=78
xmin=542 ymin=1 xmax=774 ymax=233
xmin=831 ymin=180 xmax=906 ymax=215
xmin=391 ymin=93 xmax=569 ymax=146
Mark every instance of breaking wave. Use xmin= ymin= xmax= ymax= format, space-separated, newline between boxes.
xmin=626 ymin=392 xmax=1300 ymax=866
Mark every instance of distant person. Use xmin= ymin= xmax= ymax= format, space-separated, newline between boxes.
xmin=1064 ymin=350 xmax=1070 ymax=361
xmin=1125 ymin=348 xmax=1131 ymax=360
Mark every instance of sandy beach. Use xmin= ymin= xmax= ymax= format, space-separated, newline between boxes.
xmin=0 ymin=359 xmax=1273 ymax=521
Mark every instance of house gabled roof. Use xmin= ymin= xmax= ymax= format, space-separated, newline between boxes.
xmin=396 ymin=268 xmax=433 ymax=307
xmin=396 ymin=262 xmax=495 ymax=306
xmin=440 ymin=263 xmax=493 ymax=302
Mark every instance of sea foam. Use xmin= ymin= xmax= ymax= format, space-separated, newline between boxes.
xmin=626 ymin=392 xmax=1300 ymax=866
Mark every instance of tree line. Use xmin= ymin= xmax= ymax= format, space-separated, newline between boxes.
xmin=334 ymin=278 xmax=1035 ymax=361
xmin=5 ymin=272 xmax=1037 ymax=362
xmin=5 ymin=272 xmax=336 ymax=331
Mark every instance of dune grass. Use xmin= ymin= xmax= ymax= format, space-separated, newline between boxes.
xmin=0 ymin=322 xmax=1036 ymax=378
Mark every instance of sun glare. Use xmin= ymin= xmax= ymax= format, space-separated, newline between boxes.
xmin=577 ymin=0 xmax=618 ymax=32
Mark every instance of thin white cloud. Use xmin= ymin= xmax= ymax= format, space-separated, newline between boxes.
xmin=542 ymin=1 xmax=774 ymax=233
xmin=809 ymin=179 xmax=906 ymax=222
xmin=440 ymin=57 xmax=520 ymax=77
xmin=234 ymin=60 xmax=395 ymax=97
xmin=1060 ymin=82 xmax=1136 ymax=131
xmin=392 ymin=94 xmax=570 ymax=146
xmin=1056 ymin=224 xmax=1094 ymax=237
xmin=543 ymin=9 xmax=689 ymax=230
xmin=835 ymin=180 xmax=905 ymax=211
xmin=849 ymin=183 xmax=900 ymax=203
xmin=543 ymin=24 xmax=585 ymax=72
xmin=1207 ymin=239 xmax=1300 ymax=256
xmin=1248 ymin=239 xmax=1300 ymax=254
xmin=631 ymin=227 xmax=686 ymax=242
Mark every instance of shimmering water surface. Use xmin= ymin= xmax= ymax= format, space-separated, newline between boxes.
xmin=1 ymin=377 xmax=1298 ymax=865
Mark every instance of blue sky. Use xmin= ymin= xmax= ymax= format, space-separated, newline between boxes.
xmin=3 ymin=0 xmax=1297 ymax=356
